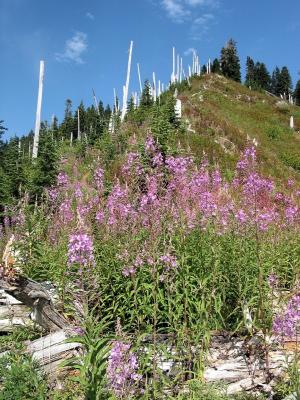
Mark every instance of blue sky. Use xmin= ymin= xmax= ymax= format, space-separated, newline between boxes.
xmin=1 ymin=0 xmax=299 ymax=138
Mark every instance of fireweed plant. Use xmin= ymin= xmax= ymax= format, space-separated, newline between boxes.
xmin=3 ymin=135 xmax=300 ymax=395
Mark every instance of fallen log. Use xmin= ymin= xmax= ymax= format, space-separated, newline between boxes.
xmin=26 ymin=329 xmax=81 ymax=376
xmin=0 ymin=276 xmax=69 ymax=332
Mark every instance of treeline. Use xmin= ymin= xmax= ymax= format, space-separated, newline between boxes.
xmin=211 ymin=38 xmax=300 ymax=103
xmin=0 ymin=83 xmax=179 ymax=220
xmin=0 ymin=98 xmax=113 ymax=218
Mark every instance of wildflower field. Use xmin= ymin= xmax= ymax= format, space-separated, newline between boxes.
xmin=1 ymin=75 xmax=300 ymax=399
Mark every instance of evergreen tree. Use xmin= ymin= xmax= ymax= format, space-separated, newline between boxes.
xmin=74 ymin=101 xmax=86 ymax=141
xmin=201 ymin=65 xmax=207 ymax=74
xmin=295 ymin=80 xmax=300 ymax=106
xmin=254 ymin=62 xmax=271 ymax=91
xmin=220 ymin=39 xmax=241 ymax=82
xmin=33 ymin=132 xmax=58 ymax=196
xmin=140 ymin=81 xmax=153 ymax=109
xmin=60 ymin=99 xmax=74 ymax=141
xmin=211 ymin=58 xmax=221 ymax=74
xmin=277 ymin=67 xmax=293 ymax=98
xmin=271 ymin=67 xmax=281 ymax=95
xmin=245 ymin=57 xmax=255 ymax=88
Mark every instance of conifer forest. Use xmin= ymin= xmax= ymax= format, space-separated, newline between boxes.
xmin=1 ymin=3 xmax=300 ymax=399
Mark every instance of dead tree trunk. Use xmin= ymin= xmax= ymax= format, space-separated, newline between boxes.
xmin=0 ymin=276 xmax=69 ymax=332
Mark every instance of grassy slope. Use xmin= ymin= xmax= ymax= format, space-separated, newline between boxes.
xmin=61 ymin=74 xmax=300 ymax=188
xmin=176 ymin=74 xmax=300 ymax=183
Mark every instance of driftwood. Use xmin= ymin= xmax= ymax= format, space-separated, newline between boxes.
xmin=0 ymin=275 xmax=296 ymax=393
xmin=26 ymin=329 xmax=81 ymax=376
xmin=0 ymin=276 xmax=81 ymax=377
xmin=0 ymin=276 xmax=69 ymax=332
xmin=0 ymin=289 xmax=31 ymax=332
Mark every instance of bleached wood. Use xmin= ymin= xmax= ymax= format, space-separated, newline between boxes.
xmin=180 ymin=57 xmax=183 ymax=83
xmin=172 ymin=47 xmax=176 ymax=83
xmin=113 ymin=88 xmax=117 ymax=111
xmin=290 ymin=116 xmax=294 ymax=129
xmin=32 ymin=60 xmax=44 ymax=159
xmin=137 ymin=63 xmax=142 ymax=94
xmin=77 ymin=109 xmax=81 ymax=141
xmin=152 ymin=72 xmax=157 ymax=102
xmin=92 ymin=89 xmax=100 ymax=115
xmin=121 ymin=40 xmax=133 ymax=121
xmin=177 ymin=54 xmax=179 ymax=82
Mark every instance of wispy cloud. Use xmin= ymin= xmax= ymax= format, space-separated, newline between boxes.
xmin=160 ymin=0 xmax=219 ymax=38
xmin=86 ymin=12 xmax=95 ymax=20
xmin=184 ymin=47 xmax=196 ymax=56
xmin=55 ymin=32 xmax=88 ymax=64
xmin=191 ymin=13 xmax=215 ymax=39
xmin=161 ymin=0 xmax=190 ymax=23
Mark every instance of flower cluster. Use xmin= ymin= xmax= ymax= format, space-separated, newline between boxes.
xmin=67 ymin=233 xmax=95 ymax=267
xmin=273 ymin=294 xmax=300 ymax=338
xmin=107 ymin=340 xmax=141 ymax=397
xmin=57 ymin=171 xmax=69 ymax=187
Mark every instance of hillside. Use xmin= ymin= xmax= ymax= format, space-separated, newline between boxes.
xmin=1 ymin=74 xmax=300 ymax=399
xmin=79 ymin=73 xmax=300 ymax=188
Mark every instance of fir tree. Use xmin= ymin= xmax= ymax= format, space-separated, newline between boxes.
xmin=220 ymin=39 xmax=241 ymax=82
xmin=140 ymin=81 xmax=153 ymax=109
xmin=245 ymin=57 xmax=255 ymax=88
xmin=254 ymin=62 xmax=271 ymax=91
xmin=60 ymin=99 xmax=74 ymax=141
xmin=201 ymin=65 xmax=207 ymax=74
xmin=211 ymin=58 xmax=221 ymax=74
xmin=271 ymin=67 xmax=281 ymax=95
xmin=295 ymin=80 xmax=300 ymax=106
xmin=33 ymin=132 xmax=58 ymax=197
xmin=277 ymin=67 xmax=293 ymax=98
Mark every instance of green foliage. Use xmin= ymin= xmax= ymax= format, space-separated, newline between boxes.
xmin=173 ymin=380 xmax=266 ymax=399
xmin=271 ymin=66 xmax=293 ymax=97
xmin=211 ymin=58 xmax=221 ymax=74
xmin=62 ymin=315 xmax=112 ymax=400
xmin=266 ymin=125 xmax=284 ymax=140
xmin=245 ymin=58 xmax=271 ymax=91
xmin=294 ymin=80 xmax=300 ymax=106
xmin=32 ymin=133 xmax=58 ymax=197
xmin=281 ymin=151 xmax=300 ymax=171
xmin=0 ymin=351 xmax=47 ymax=400
xmin=150 ymin=94 xmax=178 ymax=155
xmin=220 ymin=38 xmax=241 ymax=82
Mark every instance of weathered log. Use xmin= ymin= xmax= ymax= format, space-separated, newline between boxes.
xmin=0 ymin=276 xmax=69 ymax=332
xmin=26 ymin=329 xmax=81 ymax=376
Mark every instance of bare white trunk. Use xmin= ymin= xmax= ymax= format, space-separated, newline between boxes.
xmin=113 ymin=88 xmax=117 ymax=112
xmin=32 ymin=60 xmax=44 ymax=159
xmin=77 ymin=109 xmax=81 ymax=141
xmin=172 ymin=47 xmax=175 ymax=83
xmin=137 ymin=63 xmax=142 ymax=94
xmin=70 ymin=131 xmax=73 ymax=146
xmin=176 ymin=54 xmax=179 ymax=82
xmin=152 ymin=72 xmax=157 ymax=102
xmin=121 ymin=40 xmax=133 ymax=121
xmin=180 ymin=57 xmax=183 ymax=83
xmin=290 ymin=116 xmax=294 ymax=129
xmin=92 ymin=89 xmax=100 ymax=115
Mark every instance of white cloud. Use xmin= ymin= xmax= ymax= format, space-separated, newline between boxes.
xmin=184 ymin=47 xmax=197 ymax=56
xmin=55 ymin=32 xmax=88 ymax=64
xmin=86 ymin=12 xmax=95 ymax=20
xmin=191 ymin=13 xmax=215 ymax=39
xmin=185 ymin=0 xmax=218 ymax=6
xmin=161 ymin=0 xmax=190 ymax=22
xmin=161 ymin=0 xmax=219 ymax=25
